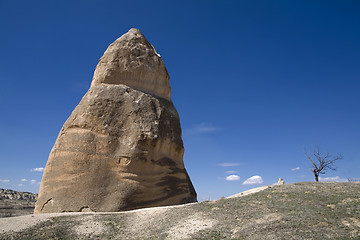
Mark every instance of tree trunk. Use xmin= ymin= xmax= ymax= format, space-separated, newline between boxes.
xmin=314 ymin=173 xmax=319 ymax=182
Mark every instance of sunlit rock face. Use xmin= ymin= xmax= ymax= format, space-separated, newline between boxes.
xmin=91 ymin=28 xmax=171 ymax=101
xmin=34 ymin=29 xmax=197 ymax=214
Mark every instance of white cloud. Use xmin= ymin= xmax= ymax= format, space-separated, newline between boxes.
xmin=242 ymin=175 xmax=264 ymax=185
xmin=319 ymin=176 xmax=347 ymax=182
xmin=0 ymin=179 xmax=10 ymax=183
xmin=18 ymin=184 xmax=23 ymax=187
xmin=300 ymin=175 xmax=306 ymax=178
xmin=291 ymin=167 xmax=300 ymax=171
xmin=225 ymin=170 xmax=237 ymax=174
xmin=218 ymin=163 xmax=242 ymax=167
xmin=21 ymin=179 xmax=28 ymax=182
xmin=187 ymin=123 xmax=219 ymax=134
xmin=30 ymin=180 xmax=37 ymax=184
xmin=226 ymin=175 xmax=240 ymax=181
xmin=30 ymin=167 xmax=44 ymax=172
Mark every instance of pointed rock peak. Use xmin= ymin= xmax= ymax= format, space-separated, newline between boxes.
xmin=122 ymin=28 xmax=145 ymax=38
xmin=128 ymin=28 xmax=142 ymax=34
xmin=116 ymin=28 xmax=146 ymax=42
xmin=91 ymin=28 xmax=171 ymax=101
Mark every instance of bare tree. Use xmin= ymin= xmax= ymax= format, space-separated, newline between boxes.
xmin=304 ymin=146 xmax=343 ymax=182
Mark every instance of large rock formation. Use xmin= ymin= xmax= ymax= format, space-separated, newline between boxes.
xmin=34 ymin=28 xmax=197 ymax=213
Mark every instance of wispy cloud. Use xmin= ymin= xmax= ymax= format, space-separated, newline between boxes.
xmin=186 ymin=123 xmax=220 ymax=134
xmin=218 ymin=163 xmax=243 ymax=167
xmin=226 ymin=175 xmax=240 ymax=181
xmin=21 ymin=179 xmax=28 ymax=182
xmin=18 ymin=184 xmax=23 ymax=187
xmin=242 ymin=175 xmax=263 ymax=185
xmin=225 ymin=170 xmax=237 ymax=174
xmin=30 ymin=167 xmax=44 ymax=172
xmin=319 ymin=176 xmax=347 ymax=182
xmin=30 ymin=180 xmax=37 ymax=184
xmin=291 ymin=167 xmax=300 ymax=171
xmin=0 ymin=179 xmax=10 ymax=183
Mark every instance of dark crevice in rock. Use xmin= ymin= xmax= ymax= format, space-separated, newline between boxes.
xmin=41 ymin=198 xmax=53 ymax=212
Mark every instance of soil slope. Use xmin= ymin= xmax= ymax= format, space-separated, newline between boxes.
xmin=1 ymin=182 xmax=359 ymax=239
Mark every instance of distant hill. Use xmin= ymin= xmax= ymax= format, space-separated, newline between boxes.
xmin=0 ymin=182 xmax=359 ymax=239
xmin=0 ymin=189 xmax=37 ymax=218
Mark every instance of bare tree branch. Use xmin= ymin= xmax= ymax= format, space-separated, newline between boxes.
xmin=304 ymin=146 xmax=342 ymax=182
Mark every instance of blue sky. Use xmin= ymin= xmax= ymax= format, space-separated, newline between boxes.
xmin=0 ymin=0 xmax=359 ymax=200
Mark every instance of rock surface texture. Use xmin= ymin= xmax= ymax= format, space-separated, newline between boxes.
xmin=34 ymin=28 xmax=197 ymax=214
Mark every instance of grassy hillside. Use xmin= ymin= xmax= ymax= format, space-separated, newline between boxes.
xmin=1 ymin=182 xmax=359 ymax=239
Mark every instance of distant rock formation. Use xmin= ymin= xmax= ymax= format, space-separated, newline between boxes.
xmin=0 ymin=189 xmax=37 ymax=218
xmin=0 ymin=189 xmax=37 ymax=202
xmin=277 ymin=178 xmax=285 ymax=185
xmin=35 ymin=29 xmax=197 ymax=214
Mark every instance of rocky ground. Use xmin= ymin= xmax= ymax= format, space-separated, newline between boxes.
xmin=0 ymin=189 xmax=37 ymax=218
xmin=0 ymin=182 xmax=359 ymax=239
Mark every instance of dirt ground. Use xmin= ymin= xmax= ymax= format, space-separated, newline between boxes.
xmin=1 ymin=182 xmax=359 ymax=240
